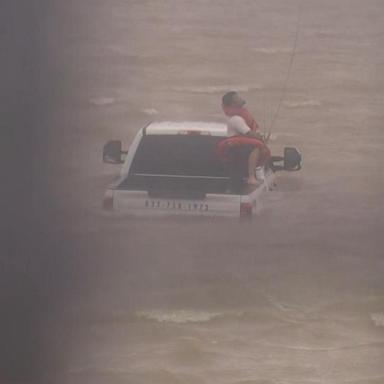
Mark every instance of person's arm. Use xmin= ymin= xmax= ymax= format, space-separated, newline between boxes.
xmin=246 ymin=128 xmax=271 ymax=143
xmin=228 ymin=116 xmax=269 ymax=142
xmin=246 ymin=130 xmax=264 ymax=140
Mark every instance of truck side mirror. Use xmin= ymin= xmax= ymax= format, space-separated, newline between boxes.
xmin=103 ymin=140 xmax=126 ymax=163
xmin=284 ymin=147 xmax=302 ymax=171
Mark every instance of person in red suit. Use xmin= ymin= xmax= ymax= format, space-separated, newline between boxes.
xmin=218 ymin=91 xmax=271 ymax=185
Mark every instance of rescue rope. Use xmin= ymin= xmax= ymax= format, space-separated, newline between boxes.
xmin=268 ymin=2 xmax=303 ymax=135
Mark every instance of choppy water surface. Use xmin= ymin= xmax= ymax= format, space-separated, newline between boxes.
xmin=44 ymin=0 xmax=384 ymax=383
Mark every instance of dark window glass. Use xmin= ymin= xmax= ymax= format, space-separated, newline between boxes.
xmin=129 ymin=135 xmax=227 ymax=177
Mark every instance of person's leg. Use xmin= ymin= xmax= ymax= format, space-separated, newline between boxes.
xmin=260 ymin=146 xmax=270 ymax=163
xmin=247 ymin=147 xmax=260 ymax=184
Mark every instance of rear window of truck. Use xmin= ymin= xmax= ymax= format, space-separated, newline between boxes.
xmin=129 ymin=134 xmax=227 ymax=177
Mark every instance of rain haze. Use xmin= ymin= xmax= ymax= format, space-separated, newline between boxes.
xmin=2 ymin=0 xmax=384 ymax=383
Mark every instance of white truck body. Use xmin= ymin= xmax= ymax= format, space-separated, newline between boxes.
xmin=103 ymin=121 xmax=275 ymax=219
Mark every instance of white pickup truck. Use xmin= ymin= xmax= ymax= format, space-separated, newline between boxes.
xmin=102 ymin=121 xmax=301 ymax=219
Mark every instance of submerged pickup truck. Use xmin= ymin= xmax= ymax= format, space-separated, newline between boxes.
xmin=102 ymin=121 xmax=301 ymax=219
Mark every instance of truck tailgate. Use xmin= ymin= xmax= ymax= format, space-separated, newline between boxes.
xmin=110 ymin=190 xmax=245 ymax=217
xmin=104 ymin=171 xmax=275 ymax=218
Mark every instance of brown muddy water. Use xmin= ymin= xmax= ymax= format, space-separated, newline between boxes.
xmin=2 ymin=0 xmax=384 ymax=383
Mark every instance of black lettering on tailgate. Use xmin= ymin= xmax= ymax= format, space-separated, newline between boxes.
xmin=144 ymin=199 xmax=209 ymax=211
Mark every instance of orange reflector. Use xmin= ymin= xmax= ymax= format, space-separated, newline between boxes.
xmin=240 ymin=202 xmax=252 ymax=219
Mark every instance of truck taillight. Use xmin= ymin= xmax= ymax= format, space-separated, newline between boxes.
xmin=240 ymin=202 xmax=253 ymax=219
xmin=102 ymin=190 xmax=114 ymax=210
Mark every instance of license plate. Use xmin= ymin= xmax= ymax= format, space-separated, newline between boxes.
xmin=144 ymin=199 xmax=209 ymax=211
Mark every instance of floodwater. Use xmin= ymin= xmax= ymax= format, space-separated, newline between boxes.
xmin=4 ymin=0 xmax=384 ymax=383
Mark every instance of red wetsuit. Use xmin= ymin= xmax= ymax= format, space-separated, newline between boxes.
xmin=222 ymin=105 xmax=260 ymax=131
xmin=217 ymin=106 xmax=270 ymax=165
